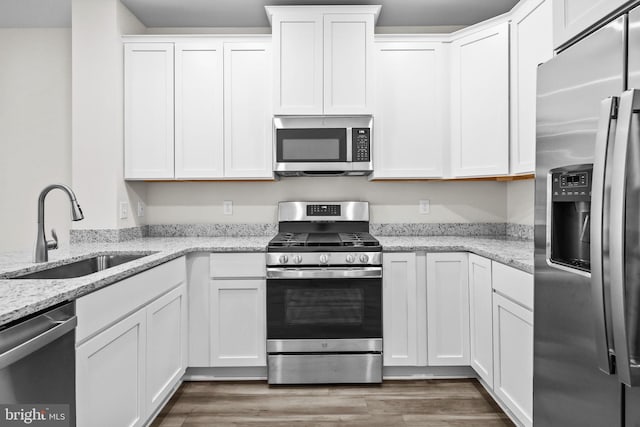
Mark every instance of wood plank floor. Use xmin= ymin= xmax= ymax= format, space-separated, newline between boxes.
xmin=151 ymin=379 xmax=514 ymax=426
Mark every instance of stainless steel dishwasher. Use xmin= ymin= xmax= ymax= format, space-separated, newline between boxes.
xmin=0 ymin=301 xmax=76 ymax=426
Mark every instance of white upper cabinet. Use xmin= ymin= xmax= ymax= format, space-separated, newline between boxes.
xmin=223 ymin=42 xmax=273 ymax=179
xmin=451 ymin=22 xmax=510 ymax=177
xmin=124 ymin=38 xmax=273 ymax=181
xmin=267 ymin=6 xmax=379 ymax=115
xmin=553 ymin=0 xmax=629 ymax=49
xmin=510 ymin=0 xmax=554 ymax=175
xmin=272 ymin=14 xmax=323 ymax=114
xmin=124 ymin=43 xmax=174 ymax=180
xmin=323 ymin=14 xmax=374 ymax=114
xmin=175 ymin=43 xmax=224 ymax=179
xmin=373 ymin=41 xmax=447 ymax=179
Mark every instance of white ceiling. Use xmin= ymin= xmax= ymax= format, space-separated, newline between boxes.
xmin=0 ymin=0 xmax=520 ymax=29
xmin=123 ymin=0 xmax=520 ymax=28
xmin=0 ymin=0 xmax=70 ymax=28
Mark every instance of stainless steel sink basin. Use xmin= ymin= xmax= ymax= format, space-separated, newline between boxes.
xmin=8 ymin=253 xmax=156 ymax=279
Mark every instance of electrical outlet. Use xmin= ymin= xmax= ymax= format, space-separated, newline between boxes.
xmin=419 ymin=199 xmax=430 ymax=214
xmin=223 ymin=200 xmax=233 ymax=215
xmin=119 ymin=202 xmax=129 ymax=219
xmin=137 ymin=201 xmax=145 ymax=217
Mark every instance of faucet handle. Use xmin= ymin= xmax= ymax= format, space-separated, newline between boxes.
xmin=47 ymin=229 xmax=59 ymax=250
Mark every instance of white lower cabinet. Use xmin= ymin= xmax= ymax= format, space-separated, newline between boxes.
xmin=469 ymin=254 xmax=494 ymax=387
xmin=76 ymin=258 xmax=187 ymax=427
xmin=492 ymin=261 xmax=534 ymax=427
xmin=146 ymin=286 xmax=188 ymax=412
xmin=426 ymin=253 xmax=470 ymax=366
xmin=210 ymin=279 xmax=266 ymax=366
xmin=209 ymin=253 xmax=267 ymax=367
xmin=382 ymin=252 xmax=427 ymax=366
xmin=76 ymin=309 xmax=146 ymax=427
xmin=493 ymin=292 xmax=533 ymax=427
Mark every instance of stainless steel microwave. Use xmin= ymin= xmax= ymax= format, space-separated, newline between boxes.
xmin=273 ymin=116 xmax=373 ymax=176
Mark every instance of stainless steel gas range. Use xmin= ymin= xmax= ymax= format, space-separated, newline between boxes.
xmin=266 ymin=201 xmax=382 ymax=384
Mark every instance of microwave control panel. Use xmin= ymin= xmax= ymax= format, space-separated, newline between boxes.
xmin=352 ymin=128 xmax=371 ymax=162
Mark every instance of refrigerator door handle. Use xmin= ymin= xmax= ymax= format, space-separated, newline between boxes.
xmin=591 ymin=96 xmax=618 ymax=375
xmin=610 ymin=89 xmax=640 ymax=387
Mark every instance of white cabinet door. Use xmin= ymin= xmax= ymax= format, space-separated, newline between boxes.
xmin=493 ymin=292 xmax=534 ymax=427
xmin=468 ymin=254 xmax=493 ymax=387
xmin=210 ymin=279 xmax=266 ymax=366
xmin=510 ymin=0 xmax=553 ymax=174
xmin=383 ymin=252 xmax=424 ymax=366
xmin=146 ymin=284 xmax=187 ymax=413
xmin=175 ymin=43 xmax=224 ymax=179
xmin=426 ymin=253 xmax=470 ymax=366
xmin=272 ymin=14 xmax=323 ymax=115
xmin=451 ymin=23 xmax=510 ymax=177
xmin=323 ymin=14 xmax=374 ymax=114
xmin=224 ymin=43 xmax=273 ymax=179
xmin=124 ymin=43 xmax=174 ymax=180
xmin=76 ymin=310 xmax=146 ymax=427
xmin=373 ymin=42 xmax=447 ymax=178
xmin=553 ymin=0 xmax=629 ymax=49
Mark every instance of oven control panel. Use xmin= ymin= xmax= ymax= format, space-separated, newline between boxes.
xmin=307 ymin=204 xmax=341 ymax=216
xmin=352 ymin=128 xmax=371 ymax=162
xmin=266 ymin=252 xmax=382 ymax=267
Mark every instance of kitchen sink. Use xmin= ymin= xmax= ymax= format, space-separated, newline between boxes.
xmin=8 ymin=253 xmax=157 ymax=280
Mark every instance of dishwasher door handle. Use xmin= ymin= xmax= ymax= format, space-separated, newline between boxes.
xmin=0 ymin=315 xmax=77 ymax=371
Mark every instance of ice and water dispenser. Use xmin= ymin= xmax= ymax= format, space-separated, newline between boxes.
xmin=548 ymin=165 xmax=593 ymax=273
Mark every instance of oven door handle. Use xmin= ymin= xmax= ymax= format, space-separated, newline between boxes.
xmin=267 ymin=267 xmax=382 ymax=279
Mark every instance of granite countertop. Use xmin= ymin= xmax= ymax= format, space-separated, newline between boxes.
xmin=0 ymin=235 xmax=533 ymax=327
xmin=378 ymin=236 xmax=534 ymax=274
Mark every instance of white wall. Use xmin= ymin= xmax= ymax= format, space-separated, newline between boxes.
xmin=145 ymin=179 xmax=508 ymax=224
xmin=0 ymin=28 xmax=72 ymax=252
xmin=507 ymin=179 xmax=535 ymax=225
xmin=71 ymin=0 xmax=146 ymax=231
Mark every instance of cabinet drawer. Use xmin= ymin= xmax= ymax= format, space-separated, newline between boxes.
xmin=210 ymin=253 xmax=266 ymax=278
xmin=76 ymin=257 xmax=186 ymax=343
xmin=492 ymin=261 xmax=533 ymax=310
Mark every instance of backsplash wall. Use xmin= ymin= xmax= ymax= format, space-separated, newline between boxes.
xmin=507 ymin=179 xmax=534 ymax=225
xmin=144 ymin=178 xmax=509 ymax=225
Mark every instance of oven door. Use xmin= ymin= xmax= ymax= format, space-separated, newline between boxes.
xmin=266 ymin=267 xmax=382 ymax=342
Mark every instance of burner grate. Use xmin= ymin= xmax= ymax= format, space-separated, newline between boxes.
xmin=338 ymin=232 xmax=379 ymax=247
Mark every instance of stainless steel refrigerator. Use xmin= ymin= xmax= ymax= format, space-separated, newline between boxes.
xmin=535 ymin=3 xmax=640 ymax=426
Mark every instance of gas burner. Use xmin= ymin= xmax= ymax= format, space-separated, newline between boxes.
xmin=269 ymin=232 xmax=309 ymax=247
xmin=267 ymin=201 xmax=381 ymax=260
xmin=338 ymin=232 xmax=379 ymax=247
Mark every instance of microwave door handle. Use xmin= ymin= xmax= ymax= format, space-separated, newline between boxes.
xmin=346 ymin=127 xmax=353 ymax=162
xmin=610 ymin=89 xmax=640 ymax=386
xmin=591 ymin=97 xmax=618 ymax=374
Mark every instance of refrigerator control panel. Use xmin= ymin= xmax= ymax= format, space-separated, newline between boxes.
xmin=552 ymin=169 xmax=592 ymax=202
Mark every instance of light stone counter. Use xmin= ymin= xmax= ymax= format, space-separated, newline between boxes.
xmin=0 ymin=237 xmax=271 ymax=327
xmin=377 ymin=236 xmax=534 ymax=274
xmin=0 ymin=235 xmax=532 ymax=327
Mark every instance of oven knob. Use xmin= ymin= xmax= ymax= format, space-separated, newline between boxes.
xmin=278 ymin=255 xmax=289 ymax=264
xmin=359 ymin=254 xmax=369 ymax=264
xmin=293 ymin=255 xmax=303 ymax=264
xmin=319 ymin=254 xmax=329 ymax=264
xmin=346 ymin=254 xmax=355 ymax=263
